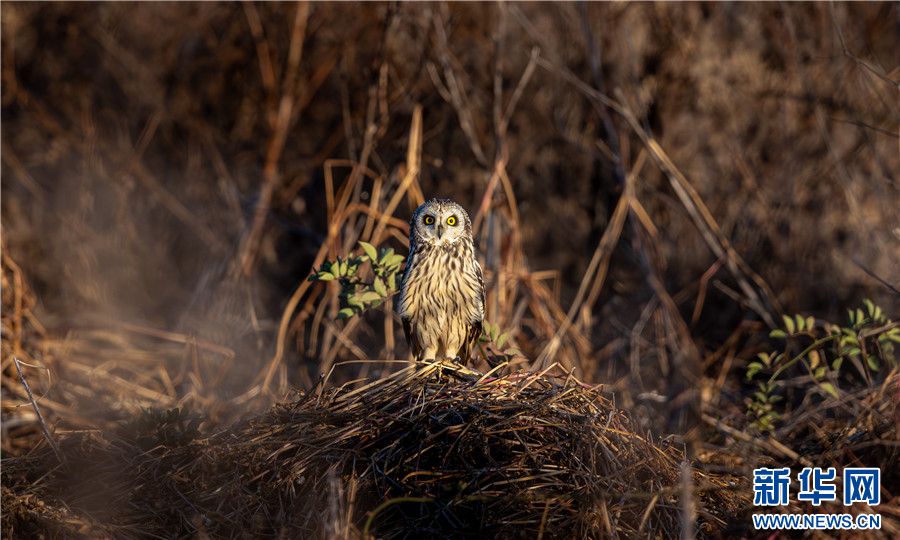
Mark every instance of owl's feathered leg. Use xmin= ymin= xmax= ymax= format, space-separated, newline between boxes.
xmin=402 ymin=319 xmax=425 ymax=364
xmin=422 ymin=345 xmax=438 ymax=363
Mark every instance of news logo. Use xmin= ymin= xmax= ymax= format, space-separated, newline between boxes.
xmin=751 ymin=466 xmax=881 ymax=531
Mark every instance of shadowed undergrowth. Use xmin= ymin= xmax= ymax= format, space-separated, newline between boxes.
xmin=3 ymin=362 xmax=745 ymax=539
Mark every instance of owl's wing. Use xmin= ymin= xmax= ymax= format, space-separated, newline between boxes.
xmin=402 ymin=317 xmax=423 ymax=361
xmin=398 ymin=249 xmax=423 ymax=361
xmin=460 ymin=261 xmax=486 ymax=365
xmin=460 ymin=319 xmax=483 ymax=365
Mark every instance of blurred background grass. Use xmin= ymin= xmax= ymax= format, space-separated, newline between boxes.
xmin=4 ymin=1 xmax=897 ymax=405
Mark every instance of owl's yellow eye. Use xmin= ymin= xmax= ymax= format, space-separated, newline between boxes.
xmin=423 ymin=215 xmax=435 ymax=225
xmin=446 ymin=216 xmax=457 ymax=226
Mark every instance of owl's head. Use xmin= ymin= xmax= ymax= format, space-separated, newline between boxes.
xmin=410 ymin=198 xmax=472 ymax=246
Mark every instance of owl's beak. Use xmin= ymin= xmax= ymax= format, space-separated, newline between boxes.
xmin=436 ymin=224 xmax=445 ymax=239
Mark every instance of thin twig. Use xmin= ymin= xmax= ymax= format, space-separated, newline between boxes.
xmin=13 ymin=357 xmax=64 ymax=463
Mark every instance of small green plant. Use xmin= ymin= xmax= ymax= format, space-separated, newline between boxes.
xmin=745 ymin=378 xmax=782 ymax=434
xmin=308 ymin=241 xmax=405 ymax=319
xmin=745 ymin=299 xmax=899 ymax=433
xmin=479 ymin=320 xmax=522 ymax=366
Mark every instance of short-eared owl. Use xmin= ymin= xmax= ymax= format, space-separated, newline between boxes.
xmin=397 ymin=199 xmax=484 ymax=363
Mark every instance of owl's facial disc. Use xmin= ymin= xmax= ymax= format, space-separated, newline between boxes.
xmin=413 ymin=200 xmax=469 ymax=246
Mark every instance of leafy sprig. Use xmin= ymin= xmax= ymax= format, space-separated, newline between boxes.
xmin=308 ymin=241 xmax=405 ymax=319
xmin=745 ymin=299 xmax=898 ymax=433
xmin=480 ymin=320 xmax=522 ymax=365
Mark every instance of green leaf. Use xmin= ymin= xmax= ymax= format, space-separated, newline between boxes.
xmin=814 ymin=366 xmax=826 ymax=379
xmin=832 ymin=357 xmax=843 ymax=370
xmin=808 ymin=350 xmax=820 ymax=369
xmin=769 ymin=329 xmax=787 ymax=339
xmin=747 ymin=362 xmax=763 ymax=380
xmin=497 ymin=332 xmax=508 ymax=349
xmin=316 ymin=272 xmax=335 ymax=281
xmin=818 ymin=382 xmax=838 ymax=398
xmin=330 ymin=261 xmax=341 ymax=277
xmin=796 ymin=314 xmax=806 ymax=332
xmin=866 ymin=356 xmax=880 ymax=372
xmin=359 ymin=291 xmax=382 ymax=303
xmin=783 ymin=315 xmax=795 ymax=334
xmin=338 ymin=308 xmax=356 ymax=319
xmin=359 ymin=241 xmax=378 ymax=262
xmin=373 ymin=277 xmax=387 ymax=296
xmin=856 ymin=308 xmax=865 ymax=326
xmin=806 ymin=316 xmax=815 ymax=332
xmin=864 ymin=299 xmax=874 ymax=316
xmin=383 ymin=253 xmax=406 ymax=269
xmin=387 ymin=273 xmax=396 ymax=292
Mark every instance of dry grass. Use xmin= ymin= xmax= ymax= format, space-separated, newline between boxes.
xmin=2 ymin=361 xmax=746 ymax=539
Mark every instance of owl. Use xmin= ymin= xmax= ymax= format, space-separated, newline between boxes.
xmin=396 ymin=199 xmax=485 ymax=364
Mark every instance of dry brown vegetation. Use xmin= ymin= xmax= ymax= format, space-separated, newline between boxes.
xmin=2 ymin=361 xmax=748 ymax=538
xmin=2 ymin=2 xmax=898 ymax=538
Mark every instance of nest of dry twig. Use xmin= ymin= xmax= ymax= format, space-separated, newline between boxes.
xmin=3 ymin=361 xmax=744 ymax=539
